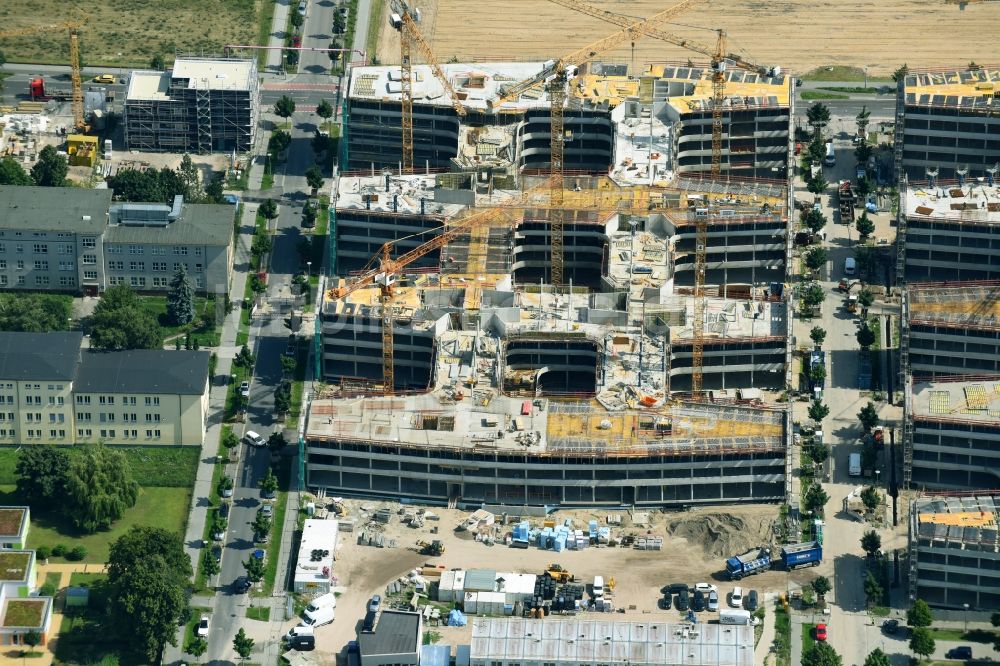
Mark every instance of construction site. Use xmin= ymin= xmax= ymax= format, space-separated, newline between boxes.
xmin=306 ymin=2 xmax=799 ymax=509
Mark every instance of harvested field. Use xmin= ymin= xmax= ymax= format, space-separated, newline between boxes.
xmin=0 ymin=0 xmax=261 ymax=67
xmin=377 ymin=0 xmax=1000 ymax=76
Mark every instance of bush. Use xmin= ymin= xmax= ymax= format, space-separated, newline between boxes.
xmin=40 ymin=582 xmax=57 ymax=596
xmin=35 ymin=546 xmax=51 ymax=561
xmin=65 ymin=546 xmax=88 ymax=561
xmin=52 ymin=544 xmax=67 ymax=557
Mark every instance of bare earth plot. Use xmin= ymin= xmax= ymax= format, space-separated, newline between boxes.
xmin=0 ymin=0 xmax=260 ymax=67
xmin=377 ymin=0 xmax=1000 ymax=76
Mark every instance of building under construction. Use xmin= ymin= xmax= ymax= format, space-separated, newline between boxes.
xmin=342 ymin=60 xmax=791 ymax=179
xmin=901 ymin=282 xmax=1000 ymax=489
xmin=123 ymin=57 xmax=260 ymax=153
xmin=909 ymin=493 xmax=1000 ymax=609
xmin=895 ymin=65 xmax=1000 ymax=183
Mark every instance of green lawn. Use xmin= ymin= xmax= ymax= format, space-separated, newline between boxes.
xmin=0 ymin=446 xmax=199 ymax=487
xmin=68 ymin=572 xmax=105 ymax=588
xmin=246 ymin=606 xmax=270 ymax=621
xmin=817 ymin=86 xmax=889 ymax=94
xmin=138 ymin=295 xmax=222 ymax=347
xmin=801 ymin=624 xmax=816 ymax=654
xmin=802 ymin=91 xmax=849 ymax=101
xmin=774 ymin=606 xmax=791 ymax=666
xmin=365 ymin=0 xmax=383 ymax=64
xmin=259 ymin=458 xmax=292 ymax=596
xmin=26 ymin=486 xmax=190 ymax=563
xmin=801 ymin=66 xmax=892 ymax=82
xmin=929 ymin=628 xmax=998 ymax=643
xmin=184 ymin=606 xmax=212 ymax=654
xmin=255 ymin=0 xmax=277 ymax=69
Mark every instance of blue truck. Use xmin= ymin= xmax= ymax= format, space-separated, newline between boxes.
xmin=726 ymin=548 xmax=772 ymax=580
xmin=780 ymin=541 xmax=823 ymax=570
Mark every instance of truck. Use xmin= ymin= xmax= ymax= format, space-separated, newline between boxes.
xmin=780 ymin=541 xmax=823 ymax=570
xmin=726 ymin=547 xmax=772 ymax=580
xmin=849 ymin=453 xmax=862 ymax=476
xmin=838 ymin=180 xmax=856 ymax=225
xmin=28 ymin=77 xmax=71 ymax=102
xmin=719 ymin=609 xmax=753 ymax=625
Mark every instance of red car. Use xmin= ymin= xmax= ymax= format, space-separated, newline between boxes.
xmin=815 ymin=624 xmax=828 ymax=641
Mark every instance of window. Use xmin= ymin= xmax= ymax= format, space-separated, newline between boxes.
xmin=76 ymin=395 xmax=91 ymax=405
xmin=16 ymin=276 xmax=24 ymax=286
xmin=77 ymin=412 xmax=91 ymax=421
xmin=0 ymin=276 xmax=7 ymax=287
xmin=48 ymin=396 xmax=56 ymax=406
xmin=15 ymin=244 xmax=23 ymax=254
xmin=0 ymin=244 xmax=4 ymax=252
xmin=130 ymin=276 xmax=146 ymax=287
xmin=106 ymin=245 xmax=121 ymax=254
xmin=194 ymin=247 xmax=203 ymax=255
xmin=108 ymin=276 xmax=123 ymax=286
xmin=83 ymin=270 xmax=97 ymax=280
xmin=146 ymin=429 xmax=153 ymax=438
xmin=153 ymin=262 xmax=167 ymax=271
xmin=58 ymin=261 xmax=74 ymax=271
xmin=151 ymin=246 xmax=166 ymax=256
xmin=33 ymin=243 xmax=48 ymax=254
xmin=82 ymin=237 xmax=96 ymax=249
xmin=145 ymin=397 xmax=160 ymax=406
xmin=99 ymin=396 xmax=114 ymax=405
xmin=57 ymin=244 xmax=73 ymax=254
xmin=173 ymin=246 xmax=188 ymax=255
xmin=195 ymin=263 xmax=203 ymax=272
xmin=129 ymin=261 xmax=144 ymax=271
xmin=195 ymin=277 xmax=203 ymax=288
xmin=128 ymin=245 xmax=143 ymax=255
xmin=129 ymin=429 xmax=137 ymax=438
xmin=49 ymin=429 xmax=57 ymax=438
xmin=33 ymin=260 xmax=48 ymax=270
xmin=34 ymin=275 xmax=49 ymax=286
xmin=82 ymin=254 xmax=97 ymax=265
xmin=23 ymin=396 xmax=32 ymax=406
xmin=59 ymin=276 xmax=76 ymax=287
xmin=0 ymin=261 xmax=5 ymax=270
xmin=152 ymin=277 xmax=166 ymax=287
xmin=59 ymin=429 xmax=65 ymax=438
xmin=108 ymin=261 xmax=124 ymax=271
xmin=78 ymin=428 xmax=92 ymax=437
xmin=15 ymin=260 xmax=23 ymax=270
xmin=145 ymin=413 xmax=161 ymax=423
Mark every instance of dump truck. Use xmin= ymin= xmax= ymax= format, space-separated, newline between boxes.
xmin=780 ymin=541 xmax=823 ymax=570
xmin=838 ymin=180 xmax=856 ymax=225
xmin=725 ymin=547 xmax=772 ymax=580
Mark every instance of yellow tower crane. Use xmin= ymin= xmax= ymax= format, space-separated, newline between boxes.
xmin=389 ymin=1 xmax=468 ymax=173
xmin=0 ymin=17 xmax=89 ymax=131
xmin=489 ymin=0 xmax=705 ymax=287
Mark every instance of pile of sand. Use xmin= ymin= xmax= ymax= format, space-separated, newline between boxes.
xmin=666 ymin=512 xmax=769 ymax=558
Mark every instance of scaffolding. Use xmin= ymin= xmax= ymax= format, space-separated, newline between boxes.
xmin=196 ymin=82 xmax=213 ymax=154
xmin=908 ymin=281 xmax=1000 ymax=330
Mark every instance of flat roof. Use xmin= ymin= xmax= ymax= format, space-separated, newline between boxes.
xmin=905 ymin=183 xmax=1000 ymax=224
xmin=335 ymin=174 xmax=466 ymax=218
xmin=470 ymin=617 xmax=754 ymax=666
xmin=126 ymin=70 xmax=172 ymax=101
xmin=0 ymin=507 xmax=29 ymax=540
xmin=911 ymin=377 xmax=1000 ymax=426
xmin=1 ymin=598 xmax=50 ymax=629
xmin=295 ymin=519 xmax=339 ymax=587
xmin=0 ymin=551 xmax=32 ymax=584
xmin=913 ymin=494 xmax=999 ymax=551
xmin=644 ymin=63 xmax=789 ymax=115
xmin=904 ymin=67 xmax=1000 ymax=111
xmin=171 ymin=58 xmax=256 ymax=91
xmin=907 ymin=282 xmax=1000 ymax=330
xmin=358 ymin=610 xmax=420 ymax=657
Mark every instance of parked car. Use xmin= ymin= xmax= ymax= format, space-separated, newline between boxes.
xmin=259 ymin=503 xmax=273 ymax=519
xmin=694 ymin=582 xmax=717 ymax=594
xmin=815 ymin=624 xmax=827 ymax=641
xmin=729 ymin=586 xmax=743 ymax=608
xmin=881 ymin=619 xmax=898 ymax=634
xmin=676 ymin=589 xmax=689 ymax=611
xmin=946 ymin=647 xmax=972 ymax=660
xmin=692 ymin=590 xmax=705 ymax=612
xmin=660 ymin=593 xmax=672 ymax=610
xmin=235 ymin=576 xmax=251 ymax=593
xmin=261 ymin=485 xmax=276 ymax=500
xmin=368 ymin=595 xmax=382 ymax=613
xmin=93 ymin=74 xmax=116 ymax=84
xmin=240 ymin=381 xmax=250 ymax=398
xmin=707 ymin=590 xmax=719 ymax=612
xmin=218 ymin=476 xmax=234 ymax=498
xmin=243 ymin=430 xmax=264 ymax=447
xmin=211 ymin=545 xmax=222 ymax=563
xmin=197 ymin=614 xmax=210 ymax=637
xmin=746 ymin=590 xmax=759 ymax=612
xmin=288 ymin=634 xmax=315 ymax=651
xmin=219 ymin=501 xmax=230 ymax=520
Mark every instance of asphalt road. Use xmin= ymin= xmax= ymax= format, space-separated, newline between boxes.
xmin=299 ymin=0 xmax=336 ymax=76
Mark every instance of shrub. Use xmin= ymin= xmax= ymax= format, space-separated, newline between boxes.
xmin=40 ymin=582 xmax=57 ymax=596
xmin=65 ymin=546 xmax=87 ymax=561
xmin=52 ymin=544 xmax=67 ymax=557
xmin=35 ymin=546 xmax=51 ymax=561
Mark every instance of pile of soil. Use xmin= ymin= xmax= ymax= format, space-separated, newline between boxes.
xmin=666 ymin=512 xmax=768 ymax=557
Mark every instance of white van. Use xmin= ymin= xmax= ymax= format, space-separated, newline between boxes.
xmin=844 ymin=257 xmax=857 ymax=276
xmin=848 ymin=452 xmax=862 ymax=476
xmin=305 ymin=593 xmax=337 ymax=614
xmin=303 ymin=605 xmax=335 ymax=627
xmin=592 ymin=576 xmax=605 ymax=598
xmin=287 ymin=624 xmax=314 ymax=639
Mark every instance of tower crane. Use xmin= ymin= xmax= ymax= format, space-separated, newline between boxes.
xmin=0 ymin=17 xmax=89 ymax=131
xmin=490 ymin=0 xmax=705 ymax=287
xmin=543 ymin=0 xmax=777 ymax=397
xmin=389 ymin=1 xmax=468 ymax=173
xmin=328 ymin=177 xmax=555 ymax=394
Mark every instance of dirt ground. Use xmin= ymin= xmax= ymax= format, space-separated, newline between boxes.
xmin=302 ymin=498 xmax=819 ymax=660
xmin=376 ymin=0 xmax=1000 ymax=76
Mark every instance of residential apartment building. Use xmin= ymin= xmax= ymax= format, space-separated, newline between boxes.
xmin=897 ymin=66 xmax=1000 ymax=182
xmin=0 ymin=187 xmax=234 ymax=295
xmin=909 ymin=494 xmax=1000 ymax=610
xmin=0 ymin=332 xmax=209 ymax=446
xmin=124 ymin=57 xmax=260 ymax=154
xmin=0 ymin=187 xmax=111 ymax=296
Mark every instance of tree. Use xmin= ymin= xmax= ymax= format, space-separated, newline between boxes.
xmin=861 ymin=486 xmax=881 ymax=513
xmin=856 ymin=176 xmax=876 ymax=201
xmin=243 ymin=555 xmax=265 ymax=583
xmin=234 ymin=344 xmax=256 ymax=369
xmin=807 ymin=172 xmax=829 ymax=196
xmin=275 ymin=95 xmax=296 ymax=126
xmin=64 ymin=444 xmax=139 ymax=533
xmin=150 ymin=53 xmax=166 ymax=70
xmin=806 ymin=102 xmax=831 ymax=137
xmin=803 ymin=283 xmax=826 ymax=310
xmin=0 ymin=157 xmax=33 ymax=185
xmin=333 ymin=11 xmax=346 ymax=34
xmin=810 ymin=326 xmax=827 ymax=348
xmin=259 ymin=198 xmax=278 ymax=220
xmin=22 ymin=629 xmax=41 ymax=651
xmin=807 ymin=134 xmax=827 ymax=164
xmin=316 ymin=99 xmax=334 ymax=131
xmin=0 ymin=293 xmax=73 ymax=331
xmin=107 ymin=526 xmax=192 ymax=662
xmin=804 ymin=209 xmax=827 ymax=234
xmin=268 ymin=129 xmax=291 ymax=155
xmin=907 ymin=599 xmax=934 ymax=628
xmin=909 ymin=627 xmax=935 ymax=660
xmin=167 ymin=265 xmax=196 ymax=326
xmin=891 ymin=63 xmax=909 ymax=83
xmin=186 ymin=636 xmax=207 ymax=658
xmin=864 ymin=649 xmax=890 ymax=666
xmin=854 ymin=142 xmax=874 ymax=165
xmin=811 ymin=575 xmax=832 ymax=600
xmin=861 ymin=529 xmax=882 ymax=557
xmin=204 ymin=173 xmax=225 ymax=204
xmin=202 ymin=549 xmax=220 ymax=578
xmin=864 ymin=570 xmax=884 ymax=605
xmin=804 ymin=246 xmax=828 ymax=272
xmin=855 ymin=212 xmax=876 ymax=242
xmin=15 ymin=446 xmax=69 ymax=509
xmin=222 ymin=429 xmax=239 ymax=452
xmin=856 ymin=105 xmax=871 ymax=138
xmin=305 ymin=164 xmax=325 ymax=192
xmin=217 ymin=475 xmax=234 ymax=496
xmin=260 ymin=468 xmax=280 ymax=496
xmin=858 ymin=401 xmax=879 ymax=432
xmin=252 ymin=513 xmax=272 ymax=541
xmin=802 ymin=641 xmax=842 ymax=666
xmin=250 ymin=274 xmax=267 ymax=295
xmin=312 ymin=131 xmax=332 ymax=155
xmin=108 ymin=167 xmax=187 ymax=203
xmin=858 ymin=288 xmax=875 ymax=313
xmin=808 ymin=400 xmax=829 ymax=423
xmin=233 ymin=628 xmax=255 ymax=662
xmin=811 ymin=442 xmax=829 ymax=466
xmin=274 ymin=381 xmax=292 ymax=413
xmin=281 ymin=354 xmax=297 ymax=376
xmin=290 ymin=8 xmax=304 ymax=28
xmin=302 ymin=200 xmax=318 ymax=227
xmin=178 ymin=154 xmax=203 ymax=201
xmin=267 ymin=431 xmax=287 ymax=452
xmin=809 ymin=363 xmax=826 ymax=386
xmin=30 ymin=145 xmax=68 ymax=187
xmin=856 ymin=325 xmax=876 ymax=350
xmin=803 ymin=483 xmax=829 ymax=515
xmin=89 ymin=285 xmax=164 ymax=350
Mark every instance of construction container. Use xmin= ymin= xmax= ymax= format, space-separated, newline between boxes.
xmin=438 ymin=571 xmax=455 ymax=601
xmin=465 ymin=569 xmax=497 ymax=592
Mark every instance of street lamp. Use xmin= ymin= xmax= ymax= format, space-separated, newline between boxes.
xmin=307 ymin=260 xmax=312 ymax=276
xmin=875 ymin=469 xmax=881 ymax=486
xmin=963 ymin=602 xmax=970 ymax=633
